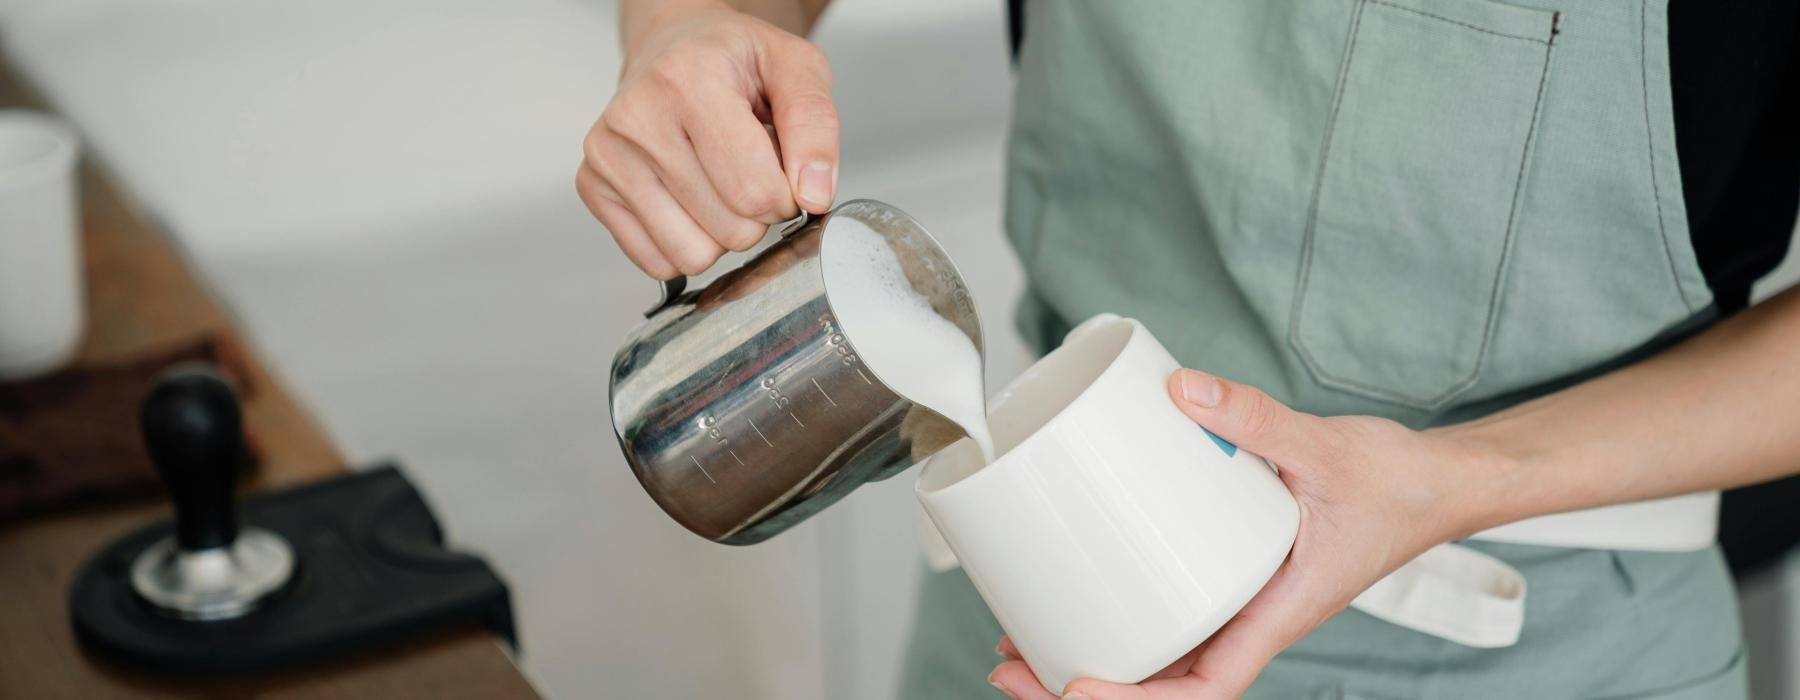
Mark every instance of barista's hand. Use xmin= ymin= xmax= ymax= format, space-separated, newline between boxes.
xmin=989 ymin=369 xmax=1492 ymax=700
xmin=578 ymin=1 xmax=837 ymax=279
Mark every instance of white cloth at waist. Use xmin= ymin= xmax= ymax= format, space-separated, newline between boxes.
xmin=1347 ymin=490 xmax=1718 ymax=647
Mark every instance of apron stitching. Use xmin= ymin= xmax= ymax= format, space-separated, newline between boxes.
xmin=1469 ymin=21 xmax=1562 ymax=403
xmin=1639 ymin=0 xmax=1697 ymax=312
xmin=1291 ymin=0 xmax=1557 ymax=411
xmin=1365 ymin=0 xmax=1550 ymax=45
xmin=1288 ymin=0 xmax=1368 ymax=399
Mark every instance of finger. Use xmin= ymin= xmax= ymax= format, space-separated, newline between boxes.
xmin=1061 ymin=675 xmax=1228 ymax=700
xmin=1058 ymin=635 xmax=1247 ymax=700
xmin=610 ymin=104 xmax=770 ymax=252
xmin=1167 ymin=369 xmax=1331 ymax=467
xmin=576 ymin=164 xmax=678 ymax=279
xmin=996 ymin=636 xmax=1022 ymax=662
xmin=685 ymin=99 xmax=798 ymax=227
xmin=989 ymin=660 xmax=1060 ymax=700
xmin=1052 ymin=643 xmax=1214 ymax=700
xmin=1147 ymin=643 xmax=1205 ymax=681
xmin=761 ymin=37 xmax=838 ymax=213
xmin=1186 ymin=562 xmax=1342 ymax=685
xmin=642 ymin=129 xmax=770 ymax=253
xmin=590 ymin=135 xmax=726 ymax=275
xmin=992 ymin=637 xmax=1199 ymax=698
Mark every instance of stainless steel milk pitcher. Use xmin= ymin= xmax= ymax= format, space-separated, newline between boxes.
xmin=609 ymin=199 xmax=982 ymax=544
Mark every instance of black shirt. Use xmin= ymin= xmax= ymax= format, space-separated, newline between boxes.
xmin=1669 ymin=1 xmax=1800 ymax=313
xmin=1004 ymin=1 xmax=1800 ymax=314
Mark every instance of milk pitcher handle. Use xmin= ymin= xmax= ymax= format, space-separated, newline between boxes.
xmin=642 ymin=210 xmax=816 ymax=317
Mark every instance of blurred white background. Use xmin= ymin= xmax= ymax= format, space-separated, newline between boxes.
xmin=1 ymin=1 xmax=1796 ymax=698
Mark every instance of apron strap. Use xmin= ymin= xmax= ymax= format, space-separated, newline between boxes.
xmin=1349 ymin=543 xmax=1527 ymax=648
xmin=1348 ymin=493 xmax=1718 ymax=648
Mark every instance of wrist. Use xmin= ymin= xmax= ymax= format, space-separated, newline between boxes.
xmin=1423 ymin=422 xmax=1535 ymax=540
xmin=621 ymin=0 xmax=734 ymax=59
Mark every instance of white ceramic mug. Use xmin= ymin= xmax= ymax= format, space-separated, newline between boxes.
xmin=916 ymin=314 xmax=1300 ymax=694
xmin=0 ymin=110 xmax=82 ymax=380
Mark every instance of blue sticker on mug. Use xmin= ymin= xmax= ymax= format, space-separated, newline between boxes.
xmin=1204 ymin=428 xmax=1237 ymax=457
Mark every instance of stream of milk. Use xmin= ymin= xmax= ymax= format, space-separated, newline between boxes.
xmin=820 ymin=218 xmax=995 ymax=464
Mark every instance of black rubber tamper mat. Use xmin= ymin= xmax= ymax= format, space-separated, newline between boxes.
xmin=70 ymin=464 xmax=516 ymax=676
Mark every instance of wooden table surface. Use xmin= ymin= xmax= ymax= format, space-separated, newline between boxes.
xmin=0 ymin=53 xmax=539 ymax=699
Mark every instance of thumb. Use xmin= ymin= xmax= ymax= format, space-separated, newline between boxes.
xmin=1167 ymin=369 xmax=1326 ymax=467
xmin=761 ymin=36 xmax=839 ymax=213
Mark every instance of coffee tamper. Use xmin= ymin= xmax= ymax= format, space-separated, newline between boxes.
xmin=129 ymin=367 xmax=295 ymax=621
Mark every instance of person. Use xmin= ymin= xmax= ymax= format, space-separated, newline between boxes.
xmin=578 ymin=1 xmax=1800 ymax=698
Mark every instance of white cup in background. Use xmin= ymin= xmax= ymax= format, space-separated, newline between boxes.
xmin=0 ymin=110 xmax=82 ymax=380
xmin=917 ymin=314 xmax=1300 ymax=694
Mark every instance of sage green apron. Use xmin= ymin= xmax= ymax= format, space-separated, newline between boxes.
xmin=898 ymin=1 xmax=1747 ymax=697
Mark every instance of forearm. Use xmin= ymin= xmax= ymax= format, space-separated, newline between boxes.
xmin=621 ymin=0 xmax=829 ymax=55
xmin=1442 ymin=285 xmax=1800 ymax=533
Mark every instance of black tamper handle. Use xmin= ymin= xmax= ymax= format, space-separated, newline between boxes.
xmin=141 ymin=366 xmax=245 ymax=552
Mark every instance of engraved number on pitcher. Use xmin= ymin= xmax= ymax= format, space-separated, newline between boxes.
xmin=819 ymin=316 xmax=861 ymax=367
xmin=759 ymin=377 xmax=791 ymax=409
xmin=698 ymin=414 xmax=727 ymax=445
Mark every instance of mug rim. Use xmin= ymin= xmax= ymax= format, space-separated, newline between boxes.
xmin=915 ymin=315 xmax=1138 ymax=494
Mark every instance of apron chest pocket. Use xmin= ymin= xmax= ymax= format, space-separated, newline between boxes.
xmin=1291 ymin=0 xmax=1559 ymax=410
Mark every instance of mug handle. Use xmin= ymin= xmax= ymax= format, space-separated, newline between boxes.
xmin=642 ymin=209 xmax=816 ymax=317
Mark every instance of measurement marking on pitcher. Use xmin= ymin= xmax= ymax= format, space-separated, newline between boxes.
xmin=747 ymin=418 xmax=773 ymax=447
xmin=690 ymin=455 xmax=716 ymax=484
xmin=856 ymin=368 xmax=873 ymax=385
xmin=810 ymin=378 xmax=838 ymax=407
xmin=790 ymin=413 xmax=807 ymax=428
xmin=729 ymin=450 xmax=745 ymax=466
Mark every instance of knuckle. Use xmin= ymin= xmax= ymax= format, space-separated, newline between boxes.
xmin=1238 ymin=391 xmax=1282 ymax=441
xmin=582 ymin=143 xmax=623 ymax=184
xmin=717 ymin=220 xmax=764 ymax=252
xmin=782 ymin=91 xmax=839 ymax=125
xmin=785 ymin=38 xmax=831 ymax=75
xmin=644 ymin=59 xmax=689 ymax=94
xmin=643 ymin=257 xmax=680 ymax=280
xmin=582 ymin=126 xmax=612 ymax=166
xmin=601 ymin=98 xmax=665 ymax=146
xmin=721 ymin=181 xmax=781 ymax=219
xmin=671 ymin=248 xmax=716 ymax=276
xmin=602 ymin=221 xmax=636 ymax=247
xmin=598 ymin=105 xmax=637 ymax=141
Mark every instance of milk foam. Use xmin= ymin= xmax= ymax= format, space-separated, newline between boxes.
xmin=820 ymin=218 xmax=994 ymax=463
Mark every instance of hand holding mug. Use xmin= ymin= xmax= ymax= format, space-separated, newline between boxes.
xmin=988 ymin=369 xmax=1492 ymax=699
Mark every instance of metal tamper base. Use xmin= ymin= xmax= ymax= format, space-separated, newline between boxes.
xmin=130 ymin=527 xmax=295 ymax=621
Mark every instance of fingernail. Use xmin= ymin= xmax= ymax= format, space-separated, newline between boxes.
xmin=1064 ymin=693 xmax=1092 ymax=700
xmin=994 ymin=642 xmax=1006 ymax=657
xmin=1180 ymin=369 xmax=1221 ymax=407
xmin=797 ymin=161 xmax=834 ymax=208
xmin=989 ymin=680 xmax=1019 ymax=700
